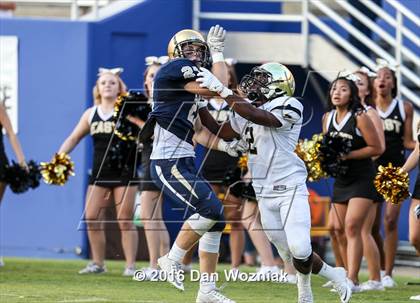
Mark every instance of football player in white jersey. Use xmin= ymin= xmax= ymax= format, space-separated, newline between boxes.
xmin=196 ymin=62 xmax=352 ymax=303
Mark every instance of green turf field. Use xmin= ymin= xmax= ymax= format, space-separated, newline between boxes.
xmin=0 ymin=258 xmax=418 ymax=302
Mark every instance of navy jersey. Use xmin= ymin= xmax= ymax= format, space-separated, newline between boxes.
xmin=150 ymin=58 xmax=200 ymax=146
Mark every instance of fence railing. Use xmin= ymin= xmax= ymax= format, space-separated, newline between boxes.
xmin=193 ymin=0 xmax=420 ymax=107
xmin=11 ymin=0 xmax=110 ymax=20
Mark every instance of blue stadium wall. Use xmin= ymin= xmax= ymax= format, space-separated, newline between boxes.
xmin=0 ymin=0 xmax=415 ymax=259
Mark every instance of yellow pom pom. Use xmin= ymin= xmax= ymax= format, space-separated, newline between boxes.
xmin=374 ymin=163 xmax=410 ymax=205
xmin=237 ymin=155 xmax=248 ymax=170
xmin=295 ymin=134 xmax=327 ymax=182
xmin=40 ymin=152 xmax=75 ymax=186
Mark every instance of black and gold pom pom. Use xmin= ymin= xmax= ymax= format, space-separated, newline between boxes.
xmin=113 ymin=90 xmax=150 ymax=142
xmin=295 ymin=133 xmax=327 ymax=182
xmin=318 ymin=132 xmax=352 ymax=178
xmin=3 ymin=160 xmax=42 ymax=193
xmin=374 ymin=163 xmax=410 ymax=205
xmin=40 ymin=152 xmax=75 ymax=185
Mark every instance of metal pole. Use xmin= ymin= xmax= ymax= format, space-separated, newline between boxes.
xmin=93 ymin=0 xmax=99 ymax=20
xmin=396 ymin=10 xmax=402 ymax=100
xmin=71 ymin=0 xmax=78 ymax=20
xmin=302 ymin=0 xmax=309 ymax=68
xmin=193 ymin=0 xmax=200 ymax=31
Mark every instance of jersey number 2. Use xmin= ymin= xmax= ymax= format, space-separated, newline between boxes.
xmin=245 ymin=126 xmax=257 ymax=154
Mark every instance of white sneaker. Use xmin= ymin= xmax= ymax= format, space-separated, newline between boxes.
xmin=331 ymin=267 xmax=352 ymax=303
xmin=132 ymin=267 xmax=159 ymax=281
xmin=360 ymin=280 xmax=385 ymax=291
xmin=285 ymin=273 xmax=297 ymax=284
xmin=181 ymin=263 xmax=192 ymax=273
xmin=382 ymin=275 xmax=397 ymax=288
xmin=322 ymin=280 xmax=333 ymax=288
xmin=157 ymin=254 xmax=184 ymax=291
xmin=122 ymin=266 xmax=136 ymax=277
xmin=78 ymin=262 xmax=106 ymax=274
xmin=297 ymin=273 xmax=313 ymax=303
xmin=196 ymin=289 xmax=236 ymax=303
xmin=255 ymin=266 xmax=280 ymax=282
xmin=410 ymin=295 xmax=420 ymax=301
xmin=346 ymin=279 xmax=361 ymax=293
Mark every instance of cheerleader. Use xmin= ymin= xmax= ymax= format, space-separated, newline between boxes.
xmin=353 ymin=68 xmax=385 ymax=291
xmin=0 ymin=102 xmax=27 ymax=267
xmin=132 ymin=56 xmax=170 ymax=279
xmin=57 ymin=68 xmax=138 ymax=275
xmin=323 ymin=75 xmax=383 ymax=291
xmin=0 ymin=103 xmax=27 ymax=203
xmin=400 ymin=122 xmax=420 ymax=254
xmin=373 ymin=61 xmax=416 ymax=287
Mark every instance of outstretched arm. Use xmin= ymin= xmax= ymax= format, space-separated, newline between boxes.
xmin=58 ymin=108 xmax=91 ymax=154
xmin=195 ymin=68 xmax=282 ymax=127
xmin=0 ymin=104 xmax=26 ymax=165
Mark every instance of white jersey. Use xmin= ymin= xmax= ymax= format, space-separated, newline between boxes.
xmin=150 ymin=123 xmax=195 ymax=160
xmin=230 ymin=97 xmax=308 ymax=197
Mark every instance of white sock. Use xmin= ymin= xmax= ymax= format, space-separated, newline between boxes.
xmin=167 ymin=242 xmax=187 ymax=263
xmin=297 ymin=272 xmax=311 ymax=286
xmin=200 ymin=275 xmax=216 ymax=293
xmin=318 ymin=262 xmax=338 ymax=281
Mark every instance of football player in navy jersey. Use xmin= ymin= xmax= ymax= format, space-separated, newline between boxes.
xmin=196 ymin=63 xmax=353 ymax=303
xmin=146 ymin=25 xmax=243 ymax=303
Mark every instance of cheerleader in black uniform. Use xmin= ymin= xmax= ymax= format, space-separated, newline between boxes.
xmin=401 ymin=122 xmax=420 ymax=254
xmin=58 ymin=69 xmax=138 ymax=275
xmin=353 ymin=68 xmax=386 ymax=291
xmin=0 ymin=103 xmax=27 ymax=203
xmin=373 ymin=63 xmax=415 ymax=287
xmin=0 ymin=102 xmax=27 ymax=267
xmin=130 ymin=57 xmax=170 ymax=278
xmin=322 ymin=76 xmax=382 ymax=291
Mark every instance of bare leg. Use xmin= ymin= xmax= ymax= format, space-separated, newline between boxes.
xmin=383 ymin=202 xmax=402 ymax=276
xmin=345 ymin=198 xmax=373 ymax=283
xmin=183 ymin=243 xmax=198 ymax=266
xmin=84 ymin=185 xmax=112 ymax=267
xmin=328 ymin=208 xmax=345 ymax=268
xmin=242 ymin=200 xmax=276 ymax=266
xmin=141 ymin=190 xmax=169 ymax=268
xmin=331 ymin=203 xmax=348 ymax=270
xmin=409 ymin=199 xmax=420 ymax=254
xmin=372 ymin=202 xmax=385 ymax=270
xmin=361 ymin=202 xmax=381 ymax=281
xmin=217 ymin=184 xmax=244 ymax=269
xmin=114 ymin=186 xmax=138 ymax=268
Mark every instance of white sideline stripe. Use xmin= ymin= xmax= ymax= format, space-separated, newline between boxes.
xmin=57 ymin=298 xmax=107 ymax=303
xmin=170 ymin=165 xmax=199 ymax=199
xmin=155 ymin=165 xmax=196 ymax=210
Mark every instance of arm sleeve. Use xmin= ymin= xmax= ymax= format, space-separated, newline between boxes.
xmin=229 ymin=112 xmax=248 ymax=135
xmin=269 ymin=98 xmax=303 ymax=130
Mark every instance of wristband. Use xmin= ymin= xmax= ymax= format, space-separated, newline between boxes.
xmin=219 ymin=87 xmax=233 ymax=99
xmin=211 ymin=52 xmax=225 ymax=64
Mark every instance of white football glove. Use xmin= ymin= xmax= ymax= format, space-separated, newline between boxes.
xmin=207 ymin=24 xmax=226 ymax=63
xmin=207 ymin=24 xmax=226 ymax=54
xmin=196 ymin=98 xmax=208 ymax=109
xmin=196 ymin=68 xmax=233 ymax=99
xmin=218 ymin=138 xmax=248 ymax=157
